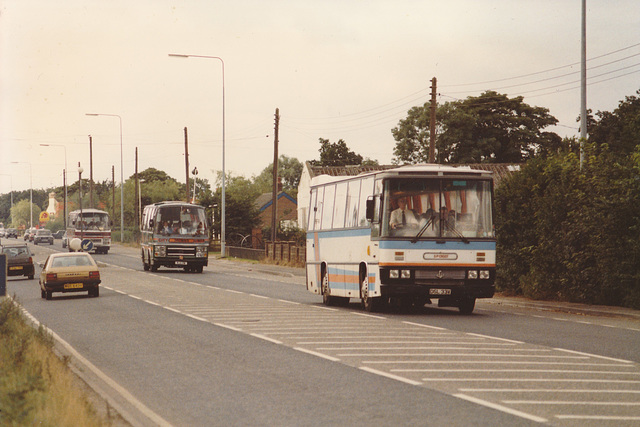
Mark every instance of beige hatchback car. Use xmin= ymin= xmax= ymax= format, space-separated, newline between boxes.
xmin=39 ymin=252 xmax=101 ymax=300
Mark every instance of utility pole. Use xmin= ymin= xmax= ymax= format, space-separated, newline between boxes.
xmin=89 ymin=135 xmax=94 ymax=208
xmin=271 ymin=108 xmax=280 ymax=244
xmin=184 ymin=127 xmax=190 ymax=202
xmin=429 ymin=77 xmax=437 ymax=163
xmin=135 ymin=147 xmax=139 ymax=230
xmin=112 ymin=166 xmax=115 ymax=228
xmin=580 ymin=0 xmax=587 ymax=169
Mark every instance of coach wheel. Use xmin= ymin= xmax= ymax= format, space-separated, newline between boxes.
xmin=458 ymin=298 xmax=476 ymax=315
xmin=321 ymin=271 xmax=335 ymax=306
xmin=142 ymin=251 xmax=150 ymax=271
xmin=360 ymin=275 xmax=381 ymax=312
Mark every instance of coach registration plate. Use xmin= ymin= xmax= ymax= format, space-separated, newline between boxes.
xmin=64 ymin=283 xmax=84 ymax=289
xmin=429 ymin=288 xmax=451 ymax=296
xmin=175 ymin=261 xmax=188 ymax=266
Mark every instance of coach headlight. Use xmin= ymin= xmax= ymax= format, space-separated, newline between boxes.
xmin=401 ymin=269 xmax=411 ymax=279
xmin=154 ymin=245 xmax=166 ymax=257
xmin=390 ymin=270 xmax=399 ymax=279
xmin=468 ymin=270 xmax=478 ymax=280
xmin=196 ymin=246 xmax=208 ymax=258
xmin=479 ymin=270 xmax=491 ymax=280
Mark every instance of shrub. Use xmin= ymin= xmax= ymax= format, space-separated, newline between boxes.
xmin=495 ymin=144 xmax=640 ymax=308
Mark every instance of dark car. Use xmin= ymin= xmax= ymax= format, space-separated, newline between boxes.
xmin=33 ymin=229 xmax=54 ymax=245
xmin=39 ymin=252 xmax=101 ymax=299
xmin=52 ymin=230 xmax=65 ymax=239
xmin=5 ymin=228 xmax=18 ymax=238
xmin=2 ymin=244 xmax=35 ymax=279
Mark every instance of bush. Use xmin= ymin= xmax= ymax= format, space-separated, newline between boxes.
xmin=495 ymin=144 xmax=640 ymax=309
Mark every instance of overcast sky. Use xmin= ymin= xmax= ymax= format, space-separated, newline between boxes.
xmin=1 ymin=0 xmax=639 ymax=193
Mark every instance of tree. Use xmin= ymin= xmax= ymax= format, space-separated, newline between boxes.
xmin=210 ymin=172 xmax=260 ymax=240
xmin=392 ymin=91 xmax=560 ymax=164
xmin=589 ymin=89 xmax=640 ymax=157
xmin=10 ymin=199 xmax=41 ymax=230
xmin=252 ymin=155 xmax=303 ymax=197
xmin=310 ymin=138 xmax=364 ymax=166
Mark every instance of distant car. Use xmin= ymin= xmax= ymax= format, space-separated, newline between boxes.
xmin=62 ymin=232 xmax=68 ymax=248
xmin=33 ymin=229 xmax=54 ymax=245
xmin=24 ymin=227 xmax=36 ymax=242
xmin=5 ymin=228 xmax=18 ymax=238
xmin=52 ymin=230 xmax=65 ymax=239
xmin=1 ymin=243 xmax=35 ymax=279
xmin=39 ymin=252 xmax=101 ymax=300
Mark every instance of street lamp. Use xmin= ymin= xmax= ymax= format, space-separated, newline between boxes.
xmin=10 ymin=161 xmax=32 ymax=229
xmin=168 ymin=53 xmax=226 ymax=257
xmin=39 ymin=144 xmax=67 ymax=229
xmin=191 ymin=167 xmax=198 ymax=203
xmin=78 ymin=166 xmax=84 ymax=239
xmin=86 ymin=113 xmax=124 ymax=242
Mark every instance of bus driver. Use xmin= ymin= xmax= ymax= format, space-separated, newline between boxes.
xmin=389 ymin=198 xmax=419 ymax=234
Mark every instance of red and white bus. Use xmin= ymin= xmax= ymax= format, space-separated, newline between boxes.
xmin=67 ymin=208 xmax=111 ymax=254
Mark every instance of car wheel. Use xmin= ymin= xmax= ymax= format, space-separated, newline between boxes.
xmin=28 ymin=275 xmax=34 ymax=280
xmin=41 ymin=288 xmax=46 ymax=299
xmin=46 ymin=290 xmax=52 ymax=300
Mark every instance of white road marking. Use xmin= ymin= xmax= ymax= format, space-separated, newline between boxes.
xmin=453 ymin=394 xmax=547 ymax=423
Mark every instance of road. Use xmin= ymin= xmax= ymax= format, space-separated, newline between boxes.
xmin=6 ymin=239 xmax=640 ymax=426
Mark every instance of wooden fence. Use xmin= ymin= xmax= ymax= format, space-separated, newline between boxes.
xmin=225 ymin=241 xmax=306 ymax=264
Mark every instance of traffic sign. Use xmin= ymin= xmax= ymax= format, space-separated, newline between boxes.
xmin=81 ymin=239 xmax=94 ymax=252
xmin=39 ymin=212 xmax=50 ymax=223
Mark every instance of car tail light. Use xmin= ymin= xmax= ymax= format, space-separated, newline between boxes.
xmin=46 ymin=273 xmax=57 ymax=281
xmin=89 ymin=271 xmax=100 ymax=279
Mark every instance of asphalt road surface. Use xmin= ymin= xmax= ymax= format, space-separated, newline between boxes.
xmin=6 ymin=240 xmax=640 ymax=426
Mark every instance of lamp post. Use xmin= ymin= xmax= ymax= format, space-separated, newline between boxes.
xmin=39 ymin=144 xmax=67 ymax=229
xmin=11 ymin=161 xmax=32 ymax=229
xmin=86 ymin=113 xmax=124 ymax=242
xmin=168 ymin=53 xmax=226 ymax=257
xmin=78 ymin=165 xmax=84 ymax=240
xmin=191 ymin=167 xmax=198 ymax=203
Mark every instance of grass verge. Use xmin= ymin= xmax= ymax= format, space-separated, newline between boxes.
xmin=0 ymin=297 xmax=107 ymax=426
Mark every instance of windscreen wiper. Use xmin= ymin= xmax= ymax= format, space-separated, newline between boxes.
xmin=444 ymin=221 xmax=469 ymax=244
xmin=410 ymin=216 xmax=435 ymax=244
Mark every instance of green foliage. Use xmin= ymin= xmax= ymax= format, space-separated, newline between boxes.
xmin=589 ymin=89 xmax=640 ymax=156
xmin=10 ymin=199 xmax=42 ymax=229
xmin=392 ymin=90 xmax=560 ymax=164
xmin=211 ymin=172 xmax=261 ymax=239
xmin=0 ymin=299 xmax=104 ymax=425
xmin=310 ymin=138 xmax=364 ymax=166
xmin=495 ymin=144 xmax=640 ymax=308
xmin=253 ymin=155 xmax=303 ymax=197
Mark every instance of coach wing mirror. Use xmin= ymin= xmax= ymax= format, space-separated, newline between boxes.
xmin=149 ymin=219 xmax=154 ymax=229
xmin=365 ymin=197 xmax=376 ymax=223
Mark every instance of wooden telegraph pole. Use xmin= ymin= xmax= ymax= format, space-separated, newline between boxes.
xmin=184 ymin=127 xmax=190 ymax=202
xmin=271 ymin=108 xmax=280 ymax=244
xmin=429 ymin=77 xmax=437 ymax=163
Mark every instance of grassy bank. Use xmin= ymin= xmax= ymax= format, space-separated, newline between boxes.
xmin=0 ymin=297 xmax=106 ymax=426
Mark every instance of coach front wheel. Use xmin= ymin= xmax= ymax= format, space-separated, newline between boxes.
xmin=360 ymin=276 xmax=382 ymax=312
xmin=458 ymin=298 xmax=476 ymax=314
xmin=321 ymin=272 xmax=335 ymax=306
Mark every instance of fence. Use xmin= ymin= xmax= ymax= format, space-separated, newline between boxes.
xmin=225 ymin=241 xmax=306 ymax=264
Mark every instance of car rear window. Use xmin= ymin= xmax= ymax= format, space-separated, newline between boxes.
xmin=51 ymin=256 xmax=93 ymax=267
xmin=2 ymin=247 xmax=29 ymax=256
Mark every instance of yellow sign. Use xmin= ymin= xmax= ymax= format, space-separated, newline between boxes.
xmin=39 ymin=212 xmax=50 ymax=223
